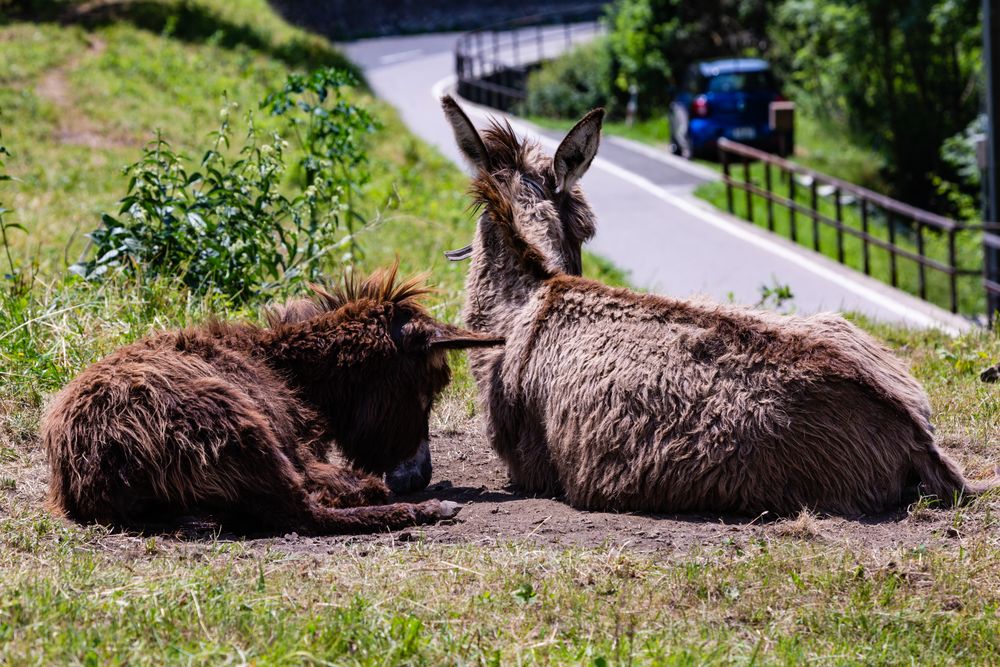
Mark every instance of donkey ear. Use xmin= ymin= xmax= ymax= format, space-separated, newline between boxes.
xmin=441 ymin=95 xmax=489 ymax=169
xmin=553 ymin=108 xmax=604 ymax=194
xmin=427 ymin=323 xmax=504 ymax=350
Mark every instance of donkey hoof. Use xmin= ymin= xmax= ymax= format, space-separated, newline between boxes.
xmin=386 ymin=441 xmax=433 ymax=494
xmin=438 ymin=501 xmax=462 ymax=519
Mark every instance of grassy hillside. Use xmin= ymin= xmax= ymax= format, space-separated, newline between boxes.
xmin=0 ymin=1 xmax=625 ymax=411
xmin=0 ymin=2 xmax=999 ymax=665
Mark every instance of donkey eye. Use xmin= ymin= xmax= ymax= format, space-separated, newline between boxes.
xmin=522 ymin=176 xmax=546 ymax=199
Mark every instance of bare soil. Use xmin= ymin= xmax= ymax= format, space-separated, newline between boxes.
xmin=7 ymin=410 xmax=989 ymax=556
xmin=260 ymin=416 xmax=987 ymax=556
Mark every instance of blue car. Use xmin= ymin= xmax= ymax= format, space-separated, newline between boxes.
xmin=669 ymin=58 xmax=792 ymax=159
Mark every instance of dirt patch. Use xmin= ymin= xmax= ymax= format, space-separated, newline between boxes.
xmin=252 ymin=415 xmax=995 ymax=555
xmin=35 ymin=34 xmax=136 ymax=149
xmin=6 ymin=408 xmax=994 ymax=556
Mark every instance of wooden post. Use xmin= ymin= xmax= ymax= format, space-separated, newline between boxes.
xmin=984 ymin=0 xmax=1000 ymax=322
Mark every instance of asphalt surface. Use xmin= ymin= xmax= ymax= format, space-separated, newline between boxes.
xmin=342 ymin=33 xmax=969 ymax=332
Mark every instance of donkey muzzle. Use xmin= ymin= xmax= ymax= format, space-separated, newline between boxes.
xmin=385 ymin=439 xmax=433 ymax=494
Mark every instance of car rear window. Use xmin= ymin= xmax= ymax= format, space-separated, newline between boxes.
xmin=705 ymin=71 xmax=775 ymax=93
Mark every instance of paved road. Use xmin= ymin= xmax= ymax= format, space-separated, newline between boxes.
xmin=342 ymin=33 xmax=969 ymax=332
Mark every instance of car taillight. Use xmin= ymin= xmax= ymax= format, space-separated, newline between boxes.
xmin=774 ymin=93 xmax=786 ymax=102
xmin=691 ymin=95 xmax=710 ymax=117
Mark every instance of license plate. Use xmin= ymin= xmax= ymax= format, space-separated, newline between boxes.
xmin=731 ymin=127 xmax=756 ymax=140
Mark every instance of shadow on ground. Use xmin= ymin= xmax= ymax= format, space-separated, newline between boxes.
xmin=123 ymin=416 xmax=970 ymax=555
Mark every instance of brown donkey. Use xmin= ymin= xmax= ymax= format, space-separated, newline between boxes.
xmin=42 ymin=264 xmax=502 ymax=533
xmin=441 ymin=95 xmax=994 ymax=516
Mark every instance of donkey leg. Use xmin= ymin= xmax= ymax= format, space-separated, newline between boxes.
xmin=385 ymin=439 xmax=433 ymax=494
xmin=170 ymin=380 xmax=455 ymax=535
xmin=230 ymin=438 xmax=459 ymax=534
xmin=230 ymin=451 xmax=461 ymax=534
xmin=304 ymin=460 xmax=390 ymax=508
xmin=304 ymin=499 xmax=462 ymax=535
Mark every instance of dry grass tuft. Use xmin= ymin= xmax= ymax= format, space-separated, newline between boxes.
xmin=769 ymin=509 xmax=824 ymax=540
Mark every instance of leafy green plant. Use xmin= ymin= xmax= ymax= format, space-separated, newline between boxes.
xmin=73 ymin=69 xmax=375 ymax=301
xmin=0 ymin=132 xmax=29 ymax=296
xmin=769 ymin=0 xmax=981 ymax=209
xmin=606 ymin=0 xmax=770 ymax=114
xmin=512 ymin=582 xmax=538 ymax=605
xmin=757 ymin=278 xmax=795 ymax=311
xmin=262 ymin=68 xmax=378 ymax=263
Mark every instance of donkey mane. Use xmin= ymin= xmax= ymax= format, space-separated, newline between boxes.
xmin=266 ymin=263 xmax=432 ymax=327
xmin=480 ymin=118 xmax=536 ymax=172
xmin=470 ymin=169 xmax=556 ymax=281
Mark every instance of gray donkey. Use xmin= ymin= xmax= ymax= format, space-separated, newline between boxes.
xmin=441 ymin=95 xmax=993 ymax=515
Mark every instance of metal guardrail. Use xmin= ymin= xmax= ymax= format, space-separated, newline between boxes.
xmin=455 ymin=5 xmax=606 ymax=111
xmin=719 ymin=138 xmax=1000 ymax=317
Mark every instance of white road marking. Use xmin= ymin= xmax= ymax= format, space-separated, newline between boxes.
xmin=430 ymin=75 xmax=965 ymax=334
xmin=379 ymin=48 xmax=424 ymax=65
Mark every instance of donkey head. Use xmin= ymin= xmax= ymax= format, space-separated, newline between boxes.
xmin=441 ymin=95 xmax=602 ymax=276
xmin=266 ymin=264 xmax=503 ymax=477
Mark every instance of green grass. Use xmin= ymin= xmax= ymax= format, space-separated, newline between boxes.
xmin=527 ymin=110 xmax=883 ymax=186
xmin=3 ymin=526 xmax=1000 ymax=664
xmin=791 ymin=113 xmax=887 ymax=193
xmin=1 ymin=3 xmax=1000 ymax=664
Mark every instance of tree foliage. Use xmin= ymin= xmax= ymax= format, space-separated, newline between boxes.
xmin=599 ymin=0 xmax=983 ymax=212
xmin=769 ymin=0 xmax=982 ymax=208
xmin=606 ymin=0 xmax=771 ymax=113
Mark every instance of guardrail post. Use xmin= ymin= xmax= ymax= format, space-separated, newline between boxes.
xmin=788 ymin=169 xmax=797 ymax=243
xmin=810 ymin=179 xmax=819 ymax=252
xmin=743 ymin=156 xmax=753 ymax=221
xmin=948 ymin=229 xmax=958 ymax=313
xmin=764 ymin=162 xmax=774 ymax=231
xmin=834 ymin=187 xmax=844 ymax=264
xmin=860 ymin=200 xmax=870 ymax=275
xmin=985 ymin=236 xmax=1000 ymax=320
xmin=887 ymin=212 xmax=898 ymax=287
xmin=722 ymin=147 xmax=733 ymax=213
xmin=915 ymin=222 xmax=927 ymax=301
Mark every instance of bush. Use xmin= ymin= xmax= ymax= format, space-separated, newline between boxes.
xmin=72 ymin=68 xmax=376 ymax=301
xmin=522 ymin=39 xmax=619 ymax=120
xmin=606 ymin=0 xmax=771 ymax=115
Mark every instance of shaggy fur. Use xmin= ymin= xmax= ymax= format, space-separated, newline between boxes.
xmin=42 ymin=264 xmax=502 ymax=534
xmin=442 ymin=96 xmax=994 ymax=515
xmin=982 ymin=363 xmax=999 ymax=383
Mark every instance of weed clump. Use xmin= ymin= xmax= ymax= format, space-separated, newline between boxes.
xmin=72 ymin=68 xmax=376 ymax=302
